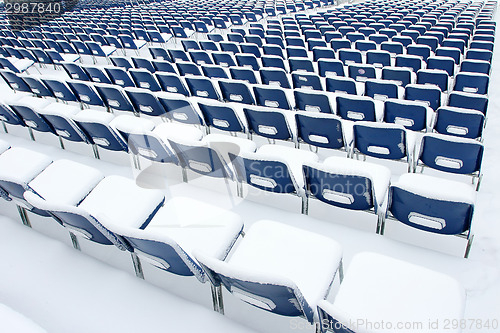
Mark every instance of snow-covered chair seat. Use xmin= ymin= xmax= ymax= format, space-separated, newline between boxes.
xmin=0 ymin=139 xmax=10 ymax=155
xmin=0 ymin=147 xmax=52 ymax=205
xmin=24 ymin=175 xmax=165 ymax=253
xmin=196 ymin=220 xmax=343 ymax=323
xmin=303 ymin=156 xmax=391 ymax=233
xmin=0 ymin=303 xmax=47 ymax=333
xmin=318 ymin=252 xmax=465 ymax=333
xmin=386 ymin=173 xmax=476 ymax=257
xmin=230 ymin=144 xmax=319 ymax=213
xmin=109 ymin=196 xmax=244 ymax=308
xmin=0 ymin=57 xmax=34 ymax=73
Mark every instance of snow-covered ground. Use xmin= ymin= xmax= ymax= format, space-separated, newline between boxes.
xmin=1 ymin=4 xmax=500 ymax=333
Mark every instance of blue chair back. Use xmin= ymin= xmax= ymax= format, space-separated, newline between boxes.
xmin=336 ymin=96 xmax=376 ymax=121
xmin=326 ymin=77 xmax=357 ymax=95
xmin=353 ymin=123 xmax=407 ymax=160
xmin=434 ymin=106 xmax=485 ymax=139
xmin=405 ymin=84 xmax=441 ymax=110
xmin=389 ymin=184 xmax=473 ymax=235
xmin=303 ymin=164 xmax=375 ymax=211
xmin=168 ymin=140 xmax=231 ymax=179
xmin=418 ymin=135 xmax=483 ymax=175
xmin=218 ymin=80 xmax=255 ymax=104
xmin=198 ymin=101 xmax=245 ymax=133
xmin=294 ymin=90 xmax=333 ymax=114
xmin=125 ymin=89 xmax=166 ymax=117
xmin=253 ymin=86 xmax=291 ymax=110
xmin=157 ymin=95 xmax=203 ymax=125
xmin=296 ymin=113 xmax=344 ymax=150
xmin=95 ymin=84 xmax=135 ymax=112
xmin=129 ymin=70 xmax=161 ymax=92
xmin=384 ymin=99 xmax=427 ymax=131
xmin=185 ymin=77 xmax=220 ymax=100
xmin=243 ymin=107 xmax=292 ymax=141
xmin=448 ymin=91 xmax=488 ymax=115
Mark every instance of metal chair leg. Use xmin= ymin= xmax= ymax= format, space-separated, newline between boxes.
xmin=17 ymin=205 xmax=32 ymax=228
xmin=131 ymin=252 xmax=145 ymax=279
xmin=69 ymin=231 xmax=81 ymax=251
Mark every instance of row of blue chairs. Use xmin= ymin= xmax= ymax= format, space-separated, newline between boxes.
xmin=0 ymin=139 xmax=467 ymax=332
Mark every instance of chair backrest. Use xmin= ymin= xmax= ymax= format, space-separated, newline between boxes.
xmin=212 ymin=52 xmax=237 ymax=67
xmin=83 ymin=66 xmax=112 ymax=84
xmin=295 ymin=112 xmax=345 ymax=150
xmin=157 ymin=93 xmax=203 ymax=125
xmin=395 ymin=54 xmax=423 ymax=73
xmin=427 ymin=56 xmax=455 ymax=76
xmin=218 ymin=80 xmax=255 ymax=104
xmin=317 ymin=59 xmax=345 ymax=78
xmin=417 ymin=134 xmax=484 ymax=175
xmin=198 ymin=100 xmax=246 ymax=133
xmin=94 ymin=84 xmax=135 ymax=112
xmin=196 ymin=252 xmax=316 ymax=323
xmin=389 ymin=174 xmax=474 ymax=235
xmin=303 ymin=160 xmax=379 ymax=211
xmin=24 ymin=190 xmax=130 ymax=248
xmin=460 ymin=59 xmax=490 ymax=75
xmin=125 ymin=88 xmax=166 ymax=117
xmin=261 ymin=55 xmax=286 ymax=70
xmin=353 ymin=122 xmax=408 ymax=160
xmin=326 ymin=76 xmax=357 ymax=95
xmin=230 ymin=67 xmax=258 ymax=84
xmin=243 ymin=106 xmax=293 ymax=141
xmin=381 ymin=66 xmax=412 ymax=87
xmin=168 ymin=139 xmax=231 ymax=179
xmin=448 ymin=91 xmax=488 ymax=115
xmin=365 ymin=79 xmax=401 ymax=101
xmin=384 ymin=99 xmax=428 ymax=131
xmin=453 ymin=72 xmax=489 ymax=95
xmin=74 ymin=111 xmax=128 ymax=152
xmin=129 ymin=69 xmax=161 ymax=92
xmin=291 ymin=72 xmax=323 ymax=90
xmin=155 ymin=73 xmax=189 ymax=96
xmin=405 ymin=84 xmax=441 ymax=110
xmin=348 ymin=64 xmax=376 ymax=82
xmin=260 ymin=68 xmax=290 ymax=88
xmin=336 ymin=95 xmax=376 ymax=121
xmin=104 ymin=67 xmax=135 ymax=88
xmin=253 ymin=85 xmax=291 ymax=110
xmin=132 ymin=57 xmax=156 ymax=73
xmin=22 ymin=77 xmax=53 ymax=98
xmin=433 ymin=106 xmax=485 ymax=139
xmin=231 ymin=152 xmax=298 ymax=194
xmin=416 ymin=69 xmax=449 ymax=92
xmin=185 ymin=76 xmax=220 ymax=100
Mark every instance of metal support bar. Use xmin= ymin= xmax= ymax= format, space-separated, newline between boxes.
xmin=69 ymin=231 xmax=81 ymax=251
xmin=301 ymin=195 xmax=309 ymax=215
xmin=131 ymin=252 xmax=145 ymax=279
xmin=464 ymin=235 xmax=474 ymax=259
xmin=181 ymin=168 xmax=188 ymax=183
xmin=17 ymin=205 xmax=32 ymax=228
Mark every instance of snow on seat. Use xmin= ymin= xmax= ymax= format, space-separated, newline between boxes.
xmin=202 ymin=134 xmax=257 ymax=167
xmin=152 ymin=122 xmax=204 ymax=143
xmin=318 ymin=252 xmax=465 ymax=333
xmin=78 ymin=175 xmax=165 ymax=231
xmin=392 ymin=173 xmax=476 ymax=206
xmin=0 ymin=147 xmax=52 ymax=202
xmin=195 ymin=220 xmax=343 ymax=323
xmin=10 ymin=96 xmax=53 ymax=111
xmin=255 ymin=144 xmax=319 ymax=192
xmin=0 ymin=140 xmax=10 ymax=154
xmin=27 ymin=160 xmax=104 ymax=206
xmin=0 ymin=303 xmax=47 ymax=333
xmin=111 ymin=114 xmax=156 ymax=135
xmin=59 ymin=54 xmax=81 ymax=63
xmin=107 ymin=196 xmax=243 ymax=281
